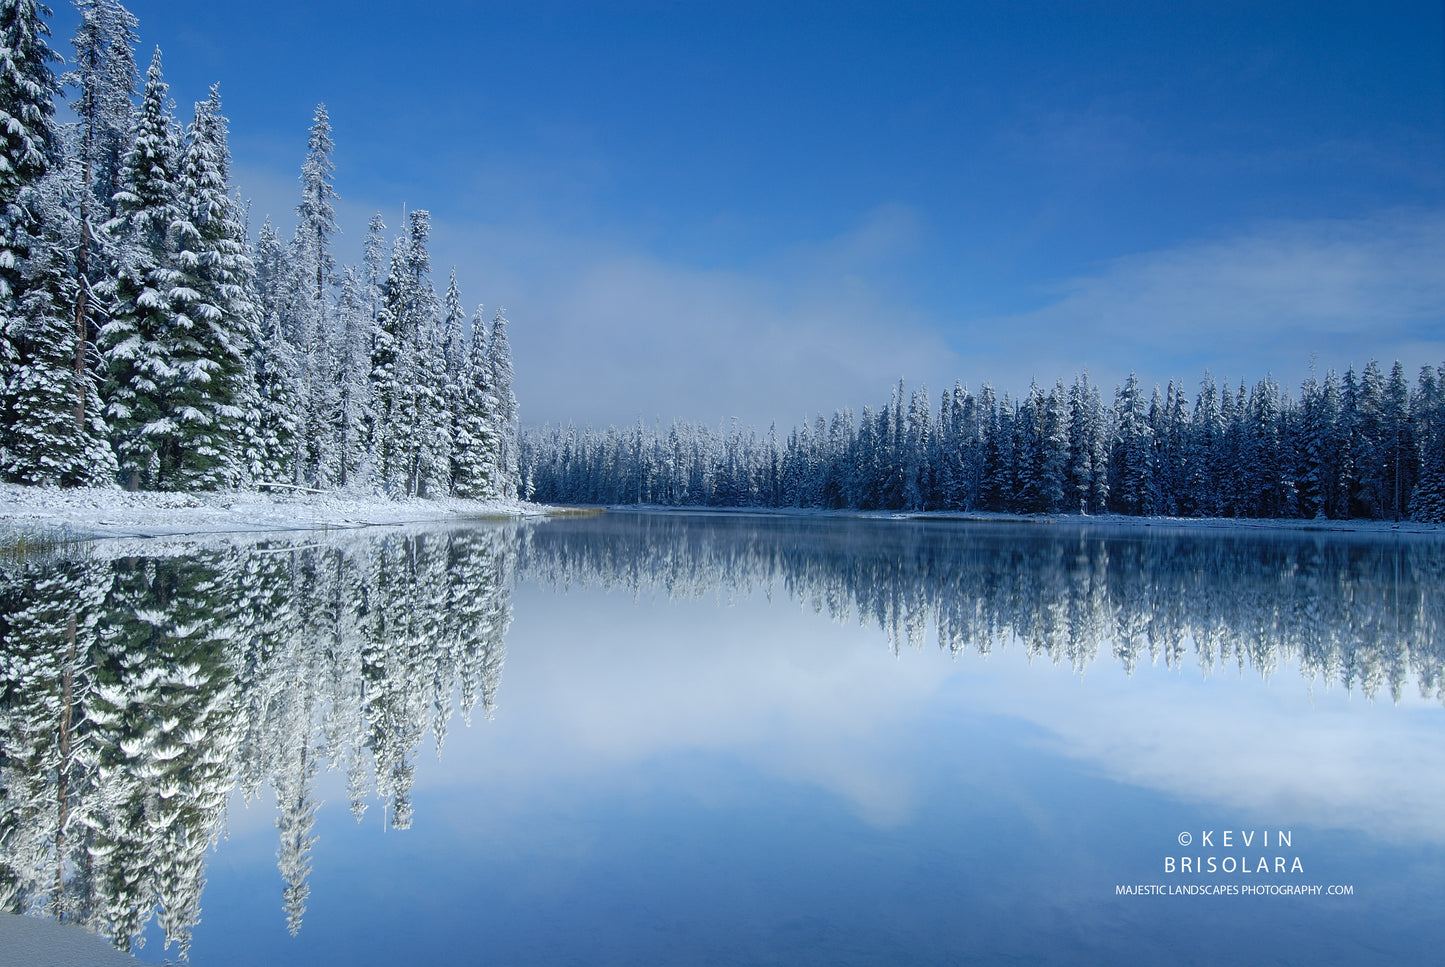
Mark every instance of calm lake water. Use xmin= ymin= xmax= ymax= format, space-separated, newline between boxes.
xmin=2 ymin=512 xmax=1443 ymax=965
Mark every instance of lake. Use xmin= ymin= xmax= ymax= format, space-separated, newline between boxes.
xmin=2 ymin=512 xmax=1442 ymax=965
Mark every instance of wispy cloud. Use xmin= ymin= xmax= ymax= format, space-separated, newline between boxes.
xmin=238 ymin=154 xmax=1445 ymax=423
xmin=965 ymin=208 xmax=1445 ymax=394
xmin=431 ymin=205 xmax=958 ymax=428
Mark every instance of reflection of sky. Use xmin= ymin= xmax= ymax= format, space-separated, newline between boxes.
xmin=436 ymin=582 xmax=1445 ymax=841
xmin=182 ymin=574 xmax=1445 ymax=965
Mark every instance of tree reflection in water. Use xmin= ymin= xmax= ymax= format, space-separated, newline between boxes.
xmin=0 ymin=514 xmax=1440 ymax=956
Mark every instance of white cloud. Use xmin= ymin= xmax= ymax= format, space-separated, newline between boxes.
xmin=428 ymin=205 xmax=958 ymax=428
xmin=235 ymin=158 xmax=1445 ymax=423
xmin=970 ymin=208 xmax=1445 ymax=394
xmin=420 ymin=586 xmax=1445 ymax=842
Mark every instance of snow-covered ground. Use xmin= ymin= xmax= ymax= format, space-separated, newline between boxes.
xmin=0 ymin=483 xmax=551 ymax=543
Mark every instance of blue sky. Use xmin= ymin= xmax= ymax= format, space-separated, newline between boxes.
xmin=53 ymin=1 xmax=1445 ymax=427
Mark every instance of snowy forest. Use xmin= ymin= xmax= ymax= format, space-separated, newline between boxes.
xmin=3 ymin=515 xmax=1441 ymax=956
xmin=523 ymin=362 xmax=1445 ymax=522
xmin=0 ymin=0 xmax=521 ymax=499
xmin=3 ymin=1 xmax=1444 ymax=521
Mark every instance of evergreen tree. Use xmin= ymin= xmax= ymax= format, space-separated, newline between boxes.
xmin=96 ymin=47 xmax=180 ymax=489
xmin=1383 ymin=360 xmax=1414 ymax=520
xmin=290 ymin=104 xmax=339 ymax=488
xmin=486 ymin=304 xmax=519 ymax=499
xmin=1109 ymin=372 xmax=1152 ymax=515
xmin=450 ymin=304 xmax=498 ymax=498
xmin=3 ymin=134 xmax=115 ymax=483
xmin=331 ymin=266 xmax=371 ymax=487
xmin=1411 ymin=364 xmax=1445 ymax=522
xmin=294 ymin=103 xmax=335 ymax=308
xmin=1188 ymin=372 xmax=1223 ymax=516
xmin=1351 ymin=360 xmax=1387 ymax=517
xmin=63 ymin=0 xmax=137 ymax=423
xmin=1068 ymin=372 xmax=1109 ymax=513
xmin=0 ymin=0 xmax=60 ymax=358
xmin=161 ymin=88 xmax=254 ymax=488
xmin=368 ymin=233 xmax=410 ymax=492
xmin=0 ymin=0 xmax=60 ymax=465
xmin=65 ymin=0 xmax=135 ymax=220
xmin=393 ymin=210 xmax=445 ymax=496
xmin=1039 ymin=379 xmax=1070 ymax=512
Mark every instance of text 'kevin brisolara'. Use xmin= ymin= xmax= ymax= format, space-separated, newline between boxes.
xmin=1115 ymin=884 xmax=1353 ymax=896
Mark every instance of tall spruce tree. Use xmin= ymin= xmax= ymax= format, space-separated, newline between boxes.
xmin=486 ymin=304 xmax=519 ymax=499
xmin=331 ymin=266 xmax=371 ymax=487
xmin=1109 ymin=372 xmax=1152 ymax=515
xmin=295 ymin=104 xmax=335 ymax=308
xmin=3 ymin=132 xmax=116 ymax=484
xmin=0 ymin=0 xmax=61 ymax=465
xmin=368 ymin=234 xmax=404 ymax=491
xmin=292 ymin=104 xmax=338 ymax=488
xmin=64 ymin=0 xmax=137 ymax=437
xmin=163 ymin=88 xmax=256 ymax=488
xmin=1411 ymin=364 xmax=1445 ymax=522
xmin=97 ymin=47 xmax=181 ymax=488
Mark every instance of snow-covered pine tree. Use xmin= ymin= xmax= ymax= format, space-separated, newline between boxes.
xmin=1317 ymin=370 xmax=1347 ymax=518
xmin=450 ymin=304 xmax=498 ymax=498
xmin=97 ymin=47 xmax=182 ymax=489
xmin=1188 ymin=372 xmax=1222 ymax=516
xmin=1350 ymin=361 xmax=1388 ymax=517
xmin=1015 ymin=381 xmax=1045 ymax=512
xmin=1143 ymin=384 xmax=1167 ymax=515
xmin=438 ymin=268 xmax=464 ymax=491
xmin=65 ymin=0 xmax=136 ymax=221
xmin=0 ymin=0 xmax=61 ymax=386
xmin=414 ymin=290 xmax=449 ymax=497
xmin=295 ymin=104 xmax=335 ymax=310
xmin=296 ymin=288 xmax=338 ymax=488
xmin=980 ymin=388 xmax=1012 ymax=512
xmin=371 ymin=209 xmax=445 ymax=496
xmin=331 ymin=266 xmax=372 ymax=487
xmin=368 ymin=233 xmax=411 ymax=493
xmin=902 ymin=385 xmax=929 ymax=510
xmin=292 ymin=104 xmax=339 ymax=488
xmin=1039 ymin=380 xmax=1069 ymax=513
xmin=0 ymin=0 xmax=61 ymax=472
xmin=64 ymin=0 xmax=137 ymax=425
xmin=1067 ymin=372 xmax=1108 ymax=514
xmin=252 ymin=308 xmax=299 ymax=484
xmin=247 ymin=216 xmax=298 ymax=482
xmin=162 ymin=88 xmax=255 ymax=488
xmin=3 ymin=129 xmax=116 ymax=484
xmin=252 ymin=214 xmax=284 ymax=323
xmin=1383 ymin=360 xmax=1414 ymax=520
xmin=485 ymin=304 xmax=520 ymax=498
xmin=1109 ymin=372 xmax=1152 ymax=515
xmin=1297 ymin=366 xmax=1328 ymax=518
xmin=1411 ymin=364 xmax=1445 ymax=522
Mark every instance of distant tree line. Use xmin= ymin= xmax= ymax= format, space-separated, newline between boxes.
xmin=523 ymin=361 xmax=1445 ymax=522
xmin=0 ymin=0 xmax=520 ymax=498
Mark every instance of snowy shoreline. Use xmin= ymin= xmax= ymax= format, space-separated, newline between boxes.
xmin=3 ymin=484 xmax=1442 ymax=546
xmin=0 ymin=483 xmax=552 ymax=543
